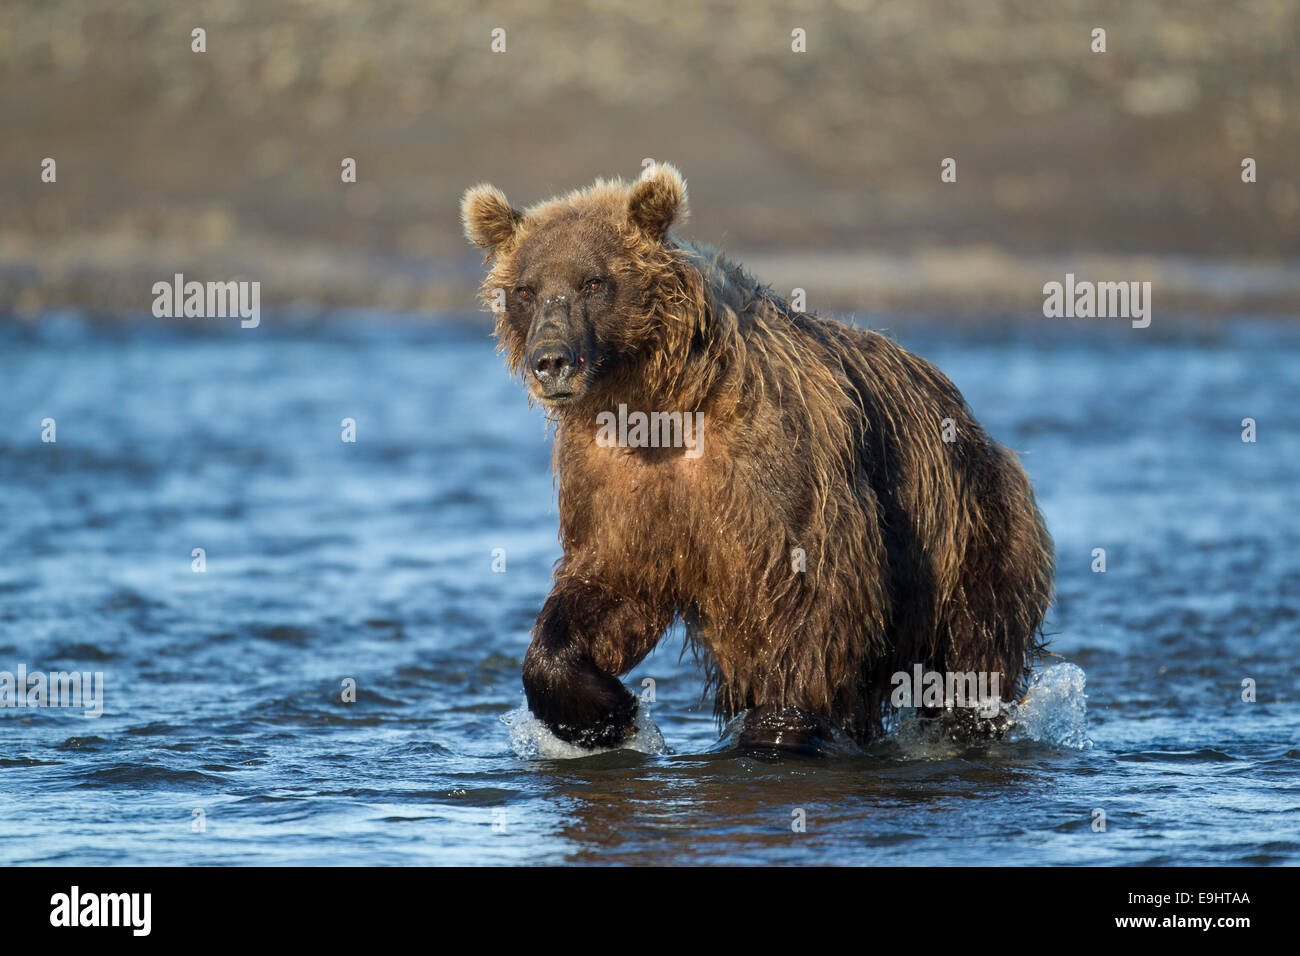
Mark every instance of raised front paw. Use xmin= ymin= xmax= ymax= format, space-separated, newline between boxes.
xmin=522 ymin=643 xmax=638 ymax=749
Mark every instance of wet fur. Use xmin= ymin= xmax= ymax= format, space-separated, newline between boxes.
xmin=464 ymin=166 xmax=1054 ymax=748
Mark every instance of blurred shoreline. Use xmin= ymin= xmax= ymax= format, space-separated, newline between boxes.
xmin=2 ymin=0 xmax=1297 ymax=319
xmin=4 ymin=234 xmax=1299 ymax=320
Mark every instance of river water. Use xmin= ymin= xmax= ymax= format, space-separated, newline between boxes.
xmin=0 ymin=312 xmax=1296 ymax=865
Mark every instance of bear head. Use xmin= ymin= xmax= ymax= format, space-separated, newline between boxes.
xmin=461 ymin=164 xmax=693 ymax=410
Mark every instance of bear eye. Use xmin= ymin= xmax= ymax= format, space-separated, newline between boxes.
xmin=583 ymin=278 xmax=603 ymax=294
xmin=514 ymin=286 xmax=533 ymax=302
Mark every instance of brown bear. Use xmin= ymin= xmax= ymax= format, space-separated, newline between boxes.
xmin=462 ymin=164 xmax=1054 ymax=752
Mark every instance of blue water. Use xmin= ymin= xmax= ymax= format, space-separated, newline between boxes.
xmin=1 ymin=312 xmax=1297 ymax=865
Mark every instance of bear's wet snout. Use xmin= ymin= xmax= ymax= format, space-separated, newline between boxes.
xmin=530 ymin=344 xmax=579 ymax=391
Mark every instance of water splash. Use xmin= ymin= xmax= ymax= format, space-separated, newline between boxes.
xmin=502 ymin=703 xmax=667 ymax=759
xmin=891 ymin=662 xmax=1092 ymax=757
xmin=1005 ymin=662 xmax=1093 ymax=749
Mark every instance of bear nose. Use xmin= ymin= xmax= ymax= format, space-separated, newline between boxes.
xmin=530 ymin=345 xmax=578 ymax=386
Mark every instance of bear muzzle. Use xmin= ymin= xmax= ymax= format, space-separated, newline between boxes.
xmin=528 ymin=342 xmax=586 ymax=404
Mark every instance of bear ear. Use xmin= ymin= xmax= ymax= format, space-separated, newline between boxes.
xmin=627 ymin=163 xmax=688 ymax=241
xmin=461 ymin=184 xmax=523 ymax=251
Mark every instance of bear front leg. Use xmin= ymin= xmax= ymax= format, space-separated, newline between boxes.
xmin=521 ymin=582 xmax=667 ymax=749
xmin=738 ymin=706 xmax=835 ymax=755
